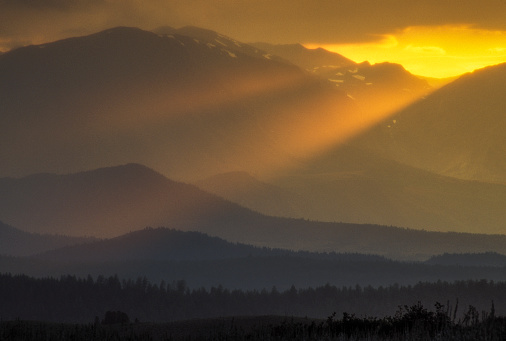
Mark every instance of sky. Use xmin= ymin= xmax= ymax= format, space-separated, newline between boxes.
xmin=1 ymin=0 xmax=506 ymax=78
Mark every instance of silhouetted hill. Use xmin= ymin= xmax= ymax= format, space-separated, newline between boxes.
xmin=250 ymin=42 xmax=355 ymax=73
xmin=36 ymin=227 xmax=391 ymax=262
xmin=37 ymin=228 xmax=268 ymax=262
xmin=426 ymin=252 xmax=506 ymax=267
xmin=1 ymin=164 xmax=506 ymax=259
xmin=353 ymin=62 xmax=506 ymax=183
xmin=0 ymin=221 xmax=94 ymax=257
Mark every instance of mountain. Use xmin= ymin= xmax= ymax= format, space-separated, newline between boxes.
xmin=0 ymin=221 xmax=94 ymax=257
xmin=250 ymin=42 xmax=356 ymax=73
xmin=0 ymin=26 xmax=353 ymax=181
xmin=196 ymin=146 xmax=506 ymax=234
xmin=0 ymin=163 xmax=258 ymax=238
xmin=352 ymin=63 xmax=506 ymax=184
xmin=2 ymin=164 xmax=506 ymax=260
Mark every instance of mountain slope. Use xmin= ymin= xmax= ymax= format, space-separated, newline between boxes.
xmin=352 ymin=63 xmax=506 ymax=183
xmin=0 ymin=26 xmax=353 ymax=181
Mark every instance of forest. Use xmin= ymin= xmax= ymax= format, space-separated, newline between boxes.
xmin=1 ymin=274 xmax=506 ymax=340
xmin=1 ymin=273 xmax=505 ymax=323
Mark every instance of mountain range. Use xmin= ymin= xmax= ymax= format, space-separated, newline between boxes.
xmin=0 ymin=25 xmax=504 ymax=262
xmin=1 ymin=226 xmax=505 ymax=291
xmin=0 ymin=25 xmax=504 ymax=237
xmin=1 ymin=164 xmax=505 ymax=260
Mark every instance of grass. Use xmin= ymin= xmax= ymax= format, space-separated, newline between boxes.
xmin=1 ymin=303 xmax=505 ymax=340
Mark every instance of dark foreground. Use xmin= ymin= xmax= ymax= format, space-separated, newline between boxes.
xmin=2 ymin=303 xmax=505 ymax=341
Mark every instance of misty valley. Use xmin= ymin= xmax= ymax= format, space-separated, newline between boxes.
xmin=1 ymin=25 xmax=505 ymax=340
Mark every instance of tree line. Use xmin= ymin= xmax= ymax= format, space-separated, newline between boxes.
xmin=1 ymin=273 xmax=505 ymax=323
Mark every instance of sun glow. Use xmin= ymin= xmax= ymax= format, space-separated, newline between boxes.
xmin=306 ymin=25 xmax=506 ymax=78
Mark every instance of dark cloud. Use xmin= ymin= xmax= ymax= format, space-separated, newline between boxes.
xmin=182 ymin=0 xmax=506 ymax=43
xmin=1 ymin=0 xmax=506 ymax=51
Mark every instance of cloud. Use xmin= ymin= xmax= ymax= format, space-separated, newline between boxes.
xmin=2 ymin=0 xmax=506 ymax=51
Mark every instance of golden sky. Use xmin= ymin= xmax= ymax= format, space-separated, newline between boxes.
xmin=1 ymin=0 xmax=506 ymax=78
xmin=307 ymin=25 xmax=506 ymax=78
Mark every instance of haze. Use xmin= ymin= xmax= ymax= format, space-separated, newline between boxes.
xmin=1 ymin=0 xmax=506 ymax=335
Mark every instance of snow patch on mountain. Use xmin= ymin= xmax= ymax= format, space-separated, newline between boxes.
xmin=222 ymin=49 xmax=237 ymax=58
xmin=215 ymin=39 xmax=228 ymax=47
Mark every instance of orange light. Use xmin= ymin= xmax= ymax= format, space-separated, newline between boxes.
xmin=305 ymin=25 xmax=506 ymax=78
